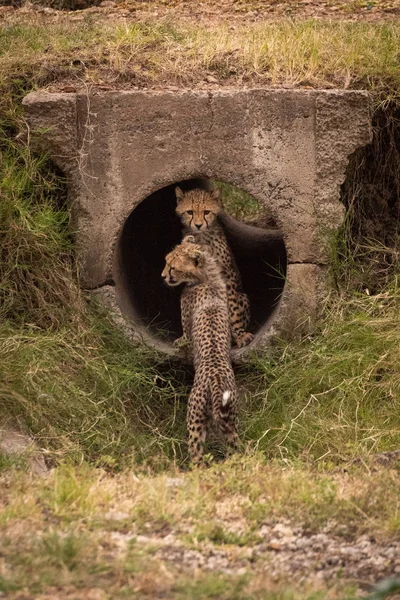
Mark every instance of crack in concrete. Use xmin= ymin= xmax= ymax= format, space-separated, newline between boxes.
xmin=207 ymin=90 xmax=215 ymax=135
xmin=85 ymin=279 xmax=116 ymax=290
xmin=199 ymin=91 xmax=215 ymax=171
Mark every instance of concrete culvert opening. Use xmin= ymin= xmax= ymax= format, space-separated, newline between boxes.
xmin=114 ymin=178 xmax=287 ymax=353
xmin=22 ymin=90 xmax=373 ymax=355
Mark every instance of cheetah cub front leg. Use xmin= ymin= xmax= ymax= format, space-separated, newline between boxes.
xmin=173 ymin=299 xmax=192 ymax=357
xmin=230 ymin=291 xmax=254 ymax=348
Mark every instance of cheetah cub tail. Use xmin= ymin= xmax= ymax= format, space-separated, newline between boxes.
xmin=222 ymin=391 xmax=231 ymax=406
xmin=219 ymin=389 xmax=234 ymax=422
xmin=216 ymin=388 xmax=240 ymax=453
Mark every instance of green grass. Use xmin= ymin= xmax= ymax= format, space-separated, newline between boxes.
xmin=0 ymin=139 xmax=77 ymax=327
xmin=172 ymin=573 xmax=249 ymax=600
xmin=241 ymin=278 xmax=400 ymax=464
xmin=189 ymin=522 xmax=262 ymax=547
xmin=0 ymin=317 xmax=191 ymax=465
xmin=214 ymin=180 xmax=266 ymax=224
xmin=0 ymin=450 xmax=27 ymax=472
xmin=39 ymin=530 xmax=84 ymax=571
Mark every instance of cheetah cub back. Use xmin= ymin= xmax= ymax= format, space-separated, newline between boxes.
xmin=162 ymin=235 xmax=240 ymax=463
xmin=175 ymin=186 xmax=253 ymax=349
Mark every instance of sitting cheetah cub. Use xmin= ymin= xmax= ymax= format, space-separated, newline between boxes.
xmin=162 ymin=235 xmax=240 ymax=463
xmin=175 ymin=186 xmax=253 ymax=349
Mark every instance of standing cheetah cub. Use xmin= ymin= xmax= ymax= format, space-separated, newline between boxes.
xmin=175 ymin=186 xmax=254 ymax=349
xmin=162 ymin=235 xmax=240 ymax=463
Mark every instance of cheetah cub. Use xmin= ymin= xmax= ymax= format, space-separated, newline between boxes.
xmin=175 ymin=186 xmax=253 ymax=349
xmin=162 ymin=235 xmax=240 ymax=463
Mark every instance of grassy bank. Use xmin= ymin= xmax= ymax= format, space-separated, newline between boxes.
xmin=242 ymin=280 xmax=400 ymax=463
xmin=0 ymin=19 xmax=399 ymax=93
xmin=0 ymin=12 xmax=399 ymax=469
xmin=1 ymin=121 xmax=400 ymax=468
xmin=0 ymin=117 xmax=188 ymax=466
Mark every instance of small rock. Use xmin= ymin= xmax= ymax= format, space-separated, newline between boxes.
xmin=241 ymin=547 xmax=254 ymax=559
xmin=103 ymin=510 xmax=130 ymax=521
xmin=272 ymin=523 xmax=293 ymax=537
xmin=166 ymin=477 xmax=184 ymax=488
xmin=0 ymin=426 xmax=48 ymax=476
xmin=205 ymin=75 xmax=218 ymax=84
xmin=136 ymin=534 xmax=153 ymax=543
xmin=85 ymin=589 xmax=108 ymax=600
xmin=268 ymin=539 xmax=281 ymax=551
xmin=60 ymin=86 xmax=77 ymax=93
xmin=110 ymin=531 xmax=135 ymax=549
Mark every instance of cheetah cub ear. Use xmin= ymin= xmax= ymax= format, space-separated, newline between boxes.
xmin=192 ymin=250 xmax=204 ymax=268
xmin=184 ymin=241 xmax=204 ymax=267
xmin=211 ymin=188 xmax=221 ymax=202
xmin=183 ymin=235 xmax=196 ymax=244
xmin=175 ymin=186 xmax=184 ymax=201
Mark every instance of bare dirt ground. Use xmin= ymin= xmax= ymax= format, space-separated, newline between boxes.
xmin=1 ymin=0 xmax=400 ymax=23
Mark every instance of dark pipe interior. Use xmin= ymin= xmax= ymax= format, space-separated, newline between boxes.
xmin=116 ymin=179 xmax=287 ymax=342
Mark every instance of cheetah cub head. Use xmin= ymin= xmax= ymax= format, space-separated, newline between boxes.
xmin=175 ymin=187 xmax=222 ymax=232
xmin=162 ymin=236 xmax=206 ymax=287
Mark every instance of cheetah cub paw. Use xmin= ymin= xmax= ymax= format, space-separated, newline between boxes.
xmin=235 ymin=332 xmax=254 ymax=348
xmin=173 ymin=336 xmax=192 ymax=353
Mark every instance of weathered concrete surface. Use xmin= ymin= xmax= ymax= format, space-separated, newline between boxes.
xmin=23 ymin=89 xmax=371 ymax=355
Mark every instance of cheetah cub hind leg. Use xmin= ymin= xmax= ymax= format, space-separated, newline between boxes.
xmin=187 ymin=381 xmax=208 ymax=464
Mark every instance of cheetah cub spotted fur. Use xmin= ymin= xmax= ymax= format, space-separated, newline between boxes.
xmin=162 ymin=235 xmax=240 ymax=463
xmin=175 ymin=186 xmax=253 ymax=349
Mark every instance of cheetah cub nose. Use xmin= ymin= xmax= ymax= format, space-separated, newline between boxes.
xmin=195 ymin=224 xmax=202 ymax=230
